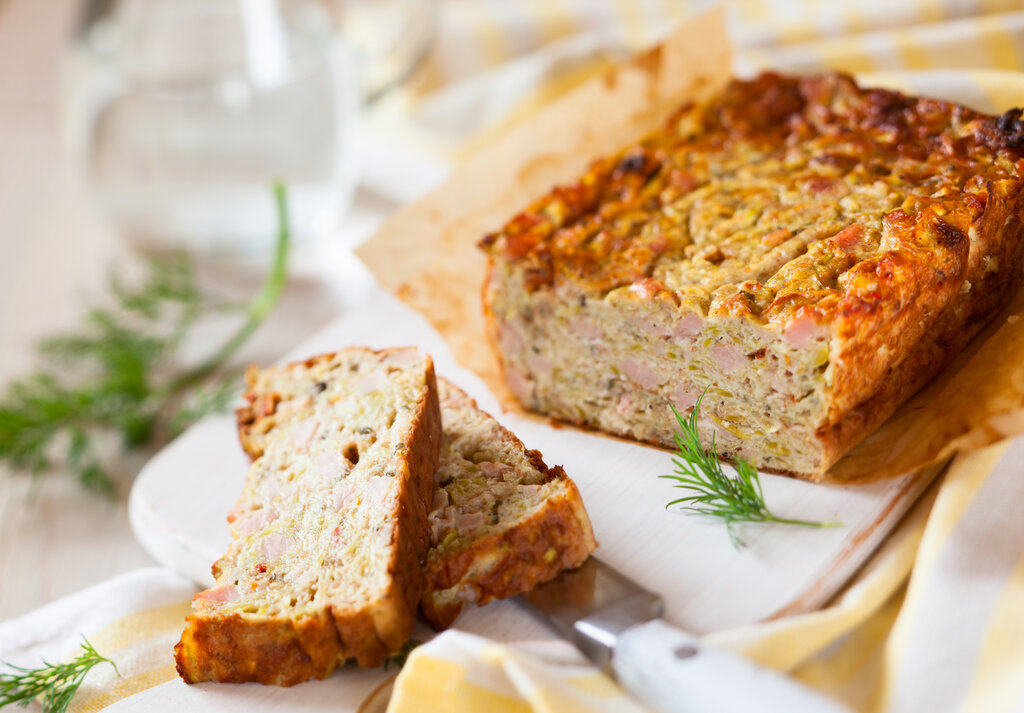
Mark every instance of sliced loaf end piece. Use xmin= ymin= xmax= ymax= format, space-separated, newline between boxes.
xmin=422 ymin=378 xmax=596 ymax=630
xmin=175 ymin=347 xmax=441 ymax=685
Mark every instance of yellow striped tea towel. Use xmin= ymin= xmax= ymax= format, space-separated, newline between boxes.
xmin=0 ymin=568 xmax=194 ymax=713
xmin=388 ymin=630 xmax=650 ymax=713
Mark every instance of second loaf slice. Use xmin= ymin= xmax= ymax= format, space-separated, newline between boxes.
xmin=422 ymin=379 xmax=596 ymax=628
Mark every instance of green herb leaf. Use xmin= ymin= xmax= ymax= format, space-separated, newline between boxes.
xmin=661 ymin=389 xmax=841 ymax=547
xmin=0 ymin=183 xmax=291 ymax=494
xmin=382 ymin=639 xmax=421 ymax=671
xmin=0 ymin=636 xmax=117 ymax=713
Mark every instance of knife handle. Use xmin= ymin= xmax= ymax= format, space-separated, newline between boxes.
xmin=613 ymin=619 xmax=852 ymax=713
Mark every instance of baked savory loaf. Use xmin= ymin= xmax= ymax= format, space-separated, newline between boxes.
xmin=174 ymin=348 xmax=441 ymax=686
xmin=422 ymin=378 xmax=596 ymax=629
xmin=480 ymin=72 xmax=1024 ymax=479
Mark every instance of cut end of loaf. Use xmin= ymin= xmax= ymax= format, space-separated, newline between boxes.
xmin=489 ymin=282 xmax=834 ymax=474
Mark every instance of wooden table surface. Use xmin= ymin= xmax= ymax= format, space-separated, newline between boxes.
xmin=0 ymin=0 xmax=146 ymax=622
xmin=0 ymin=0 xmax=384 ymax=621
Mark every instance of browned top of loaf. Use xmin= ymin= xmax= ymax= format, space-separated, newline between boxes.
xmin=480 ymin=72 xmax=1024 ymax=331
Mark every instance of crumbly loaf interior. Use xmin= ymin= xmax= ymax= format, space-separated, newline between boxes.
xmin=423 ymin=379 xmax=596 ymax=626
xmin=179 ymin=348 xmax=438 ymax=681
xmin=218 ymin=349 xmax=429 ymax=611
xmin=430 ymin=381 xmax=551 ymax=554
xmin=490 ymin=275 xmax=830 ymax=473
xmin=482 ymin=72 xmax=1024 ymax=476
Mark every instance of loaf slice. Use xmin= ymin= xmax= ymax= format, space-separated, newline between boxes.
xmin=234 ymin=374 xmax=597 ymax=631
xmin=480 ymin=72 xmax=1024 ymax=478
xmin=422 ymin=379 xmax=596 ymax=629
xmin=174 ymin=348 xmax=442 ymax=686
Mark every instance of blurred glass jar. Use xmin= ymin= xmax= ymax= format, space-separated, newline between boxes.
xmin=66 ymin=0 xmax=360 ymax=257
xmin=335 ymin=0 xmax=438 ymax=100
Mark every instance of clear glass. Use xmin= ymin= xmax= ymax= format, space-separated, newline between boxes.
xmin=70 ymin=0 xmax=360 ymax=257
xmin=335 ymin=0 xmax=437 ymax=100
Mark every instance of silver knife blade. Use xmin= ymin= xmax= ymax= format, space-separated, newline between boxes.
xmin=518 ymin=557 xmax=663 ymax=672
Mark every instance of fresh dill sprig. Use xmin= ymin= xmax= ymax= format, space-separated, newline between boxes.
xmin=0 ymin=636 xmax=117 ymax=713
xmin=661 ymin=390 xmax=841 ymax=548
xmin=382 ymin=639 xmax=421 ymax=671
xmin=0 ymin=183 xmax=291 ymax=495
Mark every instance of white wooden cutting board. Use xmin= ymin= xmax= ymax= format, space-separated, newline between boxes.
xmin=130 ymin=283 xmax=938 ymax=640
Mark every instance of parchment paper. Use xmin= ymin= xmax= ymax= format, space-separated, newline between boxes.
xmin=356 ymin=11 xmax=1024 ymax=483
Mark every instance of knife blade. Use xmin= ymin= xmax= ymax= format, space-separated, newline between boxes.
xmin=518 ymin=557 xmax=852 ymax=713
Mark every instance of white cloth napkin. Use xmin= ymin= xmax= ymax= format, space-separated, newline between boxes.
xmin=0 ymin=568 xmax=194 ymax=712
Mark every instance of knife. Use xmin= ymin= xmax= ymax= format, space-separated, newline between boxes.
xmin=518 ymin=557 xmax=852 ymax=713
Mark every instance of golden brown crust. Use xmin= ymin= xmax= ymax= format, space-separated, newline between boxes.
xmin=822 ymin=204 xmax=972 ymax=425
xmin=175 ymin=611 xmax=341 ymax=686
xmin=176 ymin=348 xmax=442 ymax=683
xmin=481 ymin=73 xmax=1020 ymax=311
xmin=421 ymin=475 xmax=595 ymax=629
xmin=235 ymin=366 xmax=274 ymax=460
xmin=816 ymin=170 xmax=1024 ymax=479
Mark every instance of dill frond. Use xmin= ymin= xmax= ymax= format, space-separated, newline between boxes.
xmin=0 ymin=183 xmax=291 ymax=494
xmin=661 ymin=390 xmax=841 ymax=547
xmin=0 ymin=636 xmax=117 ymax=713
